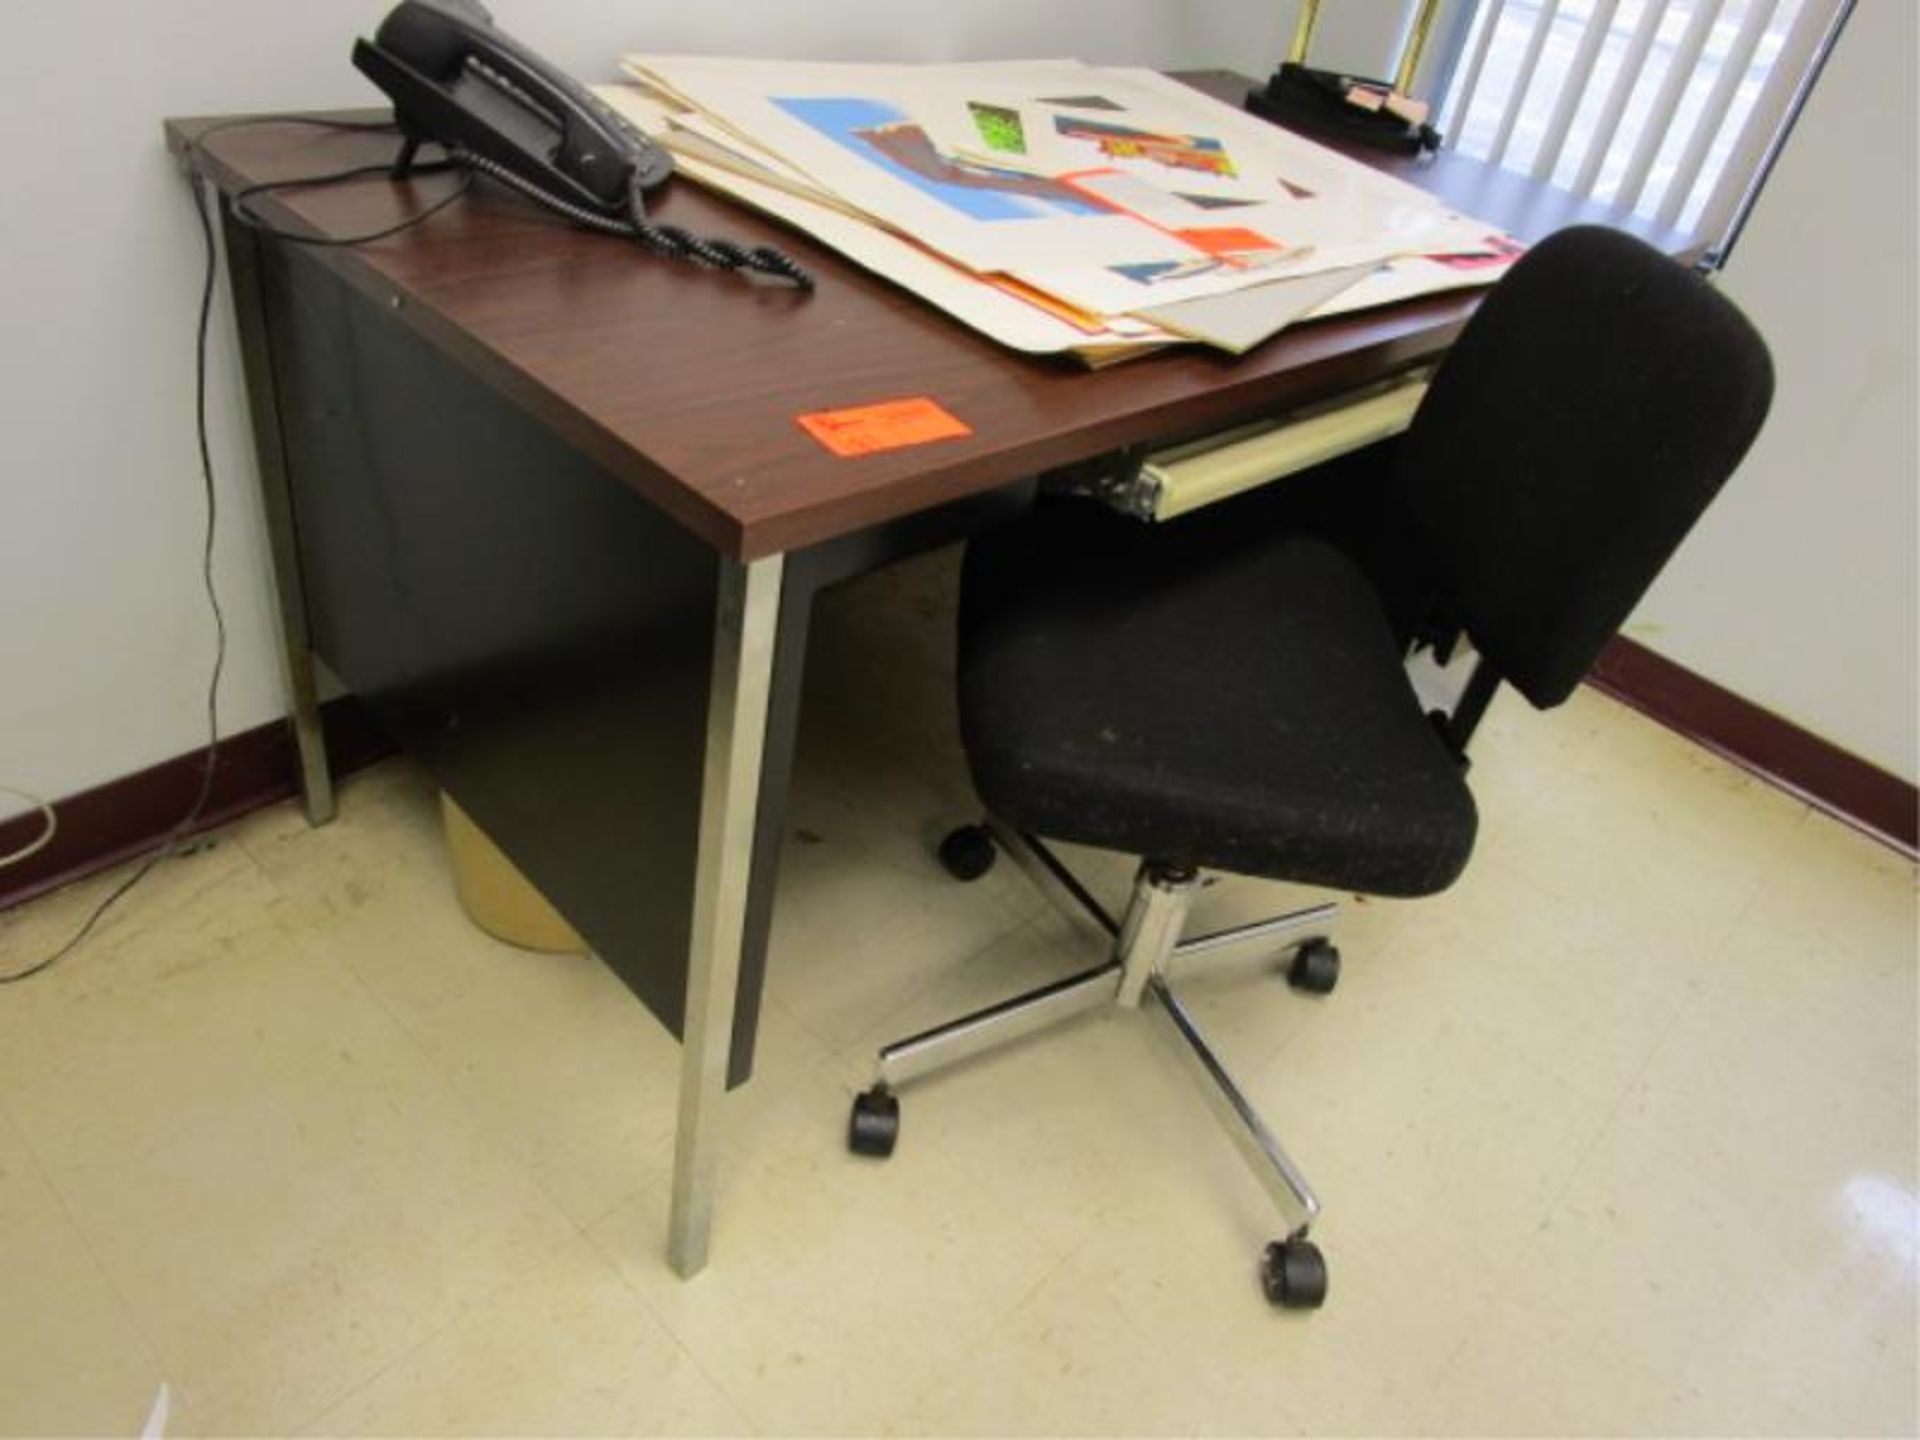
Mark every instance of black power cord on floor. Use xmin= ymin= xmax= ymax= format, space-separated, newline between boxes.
xmin=0 ymin=118 xmax=464 ymax=987
xmin=2 ymin=161 xmax=234 ymax=984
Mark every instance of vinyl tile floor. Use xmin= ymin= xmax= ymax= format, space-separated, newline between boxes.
xmin=1 ymin=548 xmax=1914 ymax=1437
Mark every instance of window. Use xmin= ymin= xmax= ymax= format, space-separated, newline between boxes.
xmin=1432 ymin=0 xmax=1851 ymax=261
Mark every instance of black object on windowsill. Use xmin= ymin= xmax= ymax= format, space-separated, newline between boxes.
xmin=1246 ymin=63 xmax=1441 ymax=157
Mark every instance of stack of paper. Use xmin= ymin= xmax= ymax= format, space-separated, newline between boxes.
xmin=599 ymin=57 xmax=1523 ymax=364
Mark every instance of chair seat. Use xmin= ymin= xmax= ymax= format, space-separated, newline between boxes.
xmin=958 ymin=501 xmax=1478 ymax=897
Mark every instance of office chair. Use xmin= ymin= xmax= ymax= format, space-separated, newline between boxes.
xmin=845 ymin=226 xmax=1774 ymax=1309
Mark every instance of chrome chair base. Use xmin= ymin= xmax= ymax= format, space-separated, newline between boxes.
xmin=850 ymin=820 xmax=1340 ymax=1309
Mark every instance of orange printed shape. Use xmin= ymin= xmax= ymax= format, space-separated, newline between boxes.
xmin=797 ymin=397 xmax=972 ymax=458
xmin=1174 ymin=225 xmax=1282 ymax=256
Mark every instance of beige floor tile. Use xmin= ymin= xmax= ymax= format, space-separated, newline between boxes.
xmin=1616 ymin=856 xmax=1917 ymax=1212
xmin=899 ymin=1243 xmax=1309 ymax=1438
xmin=821 ymin=910 xmax=1521 ymax=1434
xmin=303 ymin=1233 xmax=751 ymax=1436
xmin=1428 ymin=1105 xmax=1918 ymax=1436
xmin=762 ymin=823 xmax=1039 ymax=1056
xmin=1 ymin=546 xmax=1912 ymax=1437
xmin=1183 ymin=870 xmax=1417 ymax=984
xmin=821 ymin=912 xmax=1094 ymax=1077
xmin=1239 ymin=929 xmax=1624 ymax=1279
xmin=1343 ymin=852 xmax=1701 ymax=1106
xmin=820 ymin=921 xmax=1177 ymax=1263
xmin=292 ymin=863 xmax=685 ymax=1228
xmin=1088 ymin=1187 xmax=1485 ymax=1437
xmin=585 ymin=1029 xmax=1064 ymax=1437
xmin=789 ymin=547 xmax=1075 ymax=938
xmin=0 ymin=848 xmax=347 ymax=1173
xmin=900 ymin=1137 xmax=1471 ymax=1436
xmin=0 ymin=1104 xmax=183 ymax=1438
xmin=0 ymin=822 xmax=282 ymax=1014
xmin=1850 ymin=1315 xmax=1920 ymax=1435
xmin=2 ymin=871 xmax=576 ymax=1434
xmin=1418 ymin=1292 xmax=1795 ymax=1437
xmin=234 ymin=764 xmax=682 ymax=1230
xmin=1741 ymin=802 xmax=1918 ymax=981
xmin=1473 ymin=685 xmax=1809 ymax=959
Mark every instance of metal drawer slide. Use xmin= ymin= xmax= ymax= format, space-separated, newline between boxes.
xmin=1091 ymin=369 xmax=1431 ymax=521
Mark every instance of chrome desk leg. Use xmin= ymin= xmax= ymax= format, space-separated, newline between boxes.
xmin=668 ymin=553 xmax=784 ymax=1278
xmin=220 ymin=206 xmax=334 ymax=826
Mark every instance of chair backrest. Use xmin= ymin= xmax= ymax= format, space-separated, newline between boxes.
xmin=1395 ymin=225 xmax=1774 ymax=709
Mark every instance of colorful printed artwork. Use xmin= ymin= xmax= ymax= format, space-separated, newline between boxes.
xmin=1109 ymin=232 xmax=1287 ymax=287
xmin=967 ymin=102 xmax=1027 ymax=154
xmin=1053 ymin=115 xmax=1237 ymax=177
xmin=1177 ymin=192 xmax=1260 ymax=210
xmin=774 ymin=96 xmax=1106 ymax=221
xmin=1430 ymin=235 xmax=1526 ymax=270
xmin=1039 ymin=94 xmax=1127 ymax=111
xmin=1173 ymin=226 xmax=1280 ymax=258
xmin=1109 ymin=257 xmax=1229 ymax=287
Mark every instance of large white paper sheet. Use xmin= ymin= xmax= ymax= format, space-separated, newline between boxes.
xmin=596 ymin=82 xmax=1161 ymax=357
xmin=1304 ymin=238 xmax=1525 ymax=320
xmin=626 ymin=61 xmax=1193 ymax=271
xmin=622 ymin=55 xmax=1466 ymax=279
xmin=1136 ymin=266 xmax=1375 ymax=354
xmin=669 ymin=152 xmax=1173 ymax=358
xmin=598 ymin=60 xmax=1518 ymax=363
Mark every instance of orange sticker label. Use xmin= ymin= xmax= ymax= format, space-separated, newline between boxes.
xmin=797 ymin=397 xmax=972 ymax=457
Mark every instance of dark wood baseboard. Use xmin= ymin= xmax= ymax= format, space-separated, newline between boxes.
xmin=0 ymin=700 xmax=394 ymax=915
xmin=1589 ymin=636 xmax=1917 ymax=856
xmin=5 ymin=641 xmax=1910 ymax=918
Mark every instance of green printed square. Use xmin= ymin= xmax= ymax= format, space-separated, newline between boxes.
xmin=968 ymin=102 xmax=1027 ymax=154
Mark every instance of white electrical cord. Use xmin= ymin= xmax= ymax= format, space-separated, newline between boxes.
xmin=0 ymin=787 xmax=57 ymax=869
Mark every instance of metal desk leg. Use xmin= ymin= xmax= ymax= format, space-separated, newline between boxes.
xmin=668 ymin=553 xmax=785 ymax=1277
xmin=219 ymin=205 xmax=335 ymax=827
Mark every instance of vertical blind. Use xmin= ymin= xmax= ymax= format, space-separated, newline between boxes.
xmin=1435 ymin=0 xmax=1851 ymax=259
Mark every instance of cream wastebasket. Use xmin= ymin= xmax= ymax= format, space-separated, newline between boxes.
xmin=440 ymin=792 xmax=586 ymax=953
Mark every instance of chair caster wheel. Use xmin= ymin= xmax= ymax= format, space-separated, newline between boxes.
xmin=848 ymin=1086 xmax=899 ymax=1158
xmin=1287 ymin=937 xmax=1340 ymax=994
xmin=938 ymin=825 xmax=997 ymax=881
xmin=1261 ymin=1236 xmax=1328 ymax=1309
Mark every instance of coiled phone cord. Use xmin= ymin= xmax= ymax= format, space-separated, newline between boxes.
xmin=451 ymin=148 xmax=813 ymax=288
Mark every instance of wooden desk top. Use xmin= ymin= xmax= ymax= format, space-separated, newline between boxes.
xmin=168 ymin=74 xmax=1688 ymax=562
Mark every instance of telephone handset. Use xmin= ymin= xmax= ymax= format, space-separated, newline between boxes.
xmin=351 ymin=0 xmax=810 ymax=285
xmin=353 ymin=0 xmax=669 ymax=217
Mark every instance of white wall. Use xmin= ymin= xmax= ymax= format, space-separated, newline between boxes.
xmin=0 ymin=0 xmax=1297 ymax=822
xmin=4 ymin=1 xmax=1909 ymax=823
xmin=1623 ymin=1 xmax=1918 ymax=782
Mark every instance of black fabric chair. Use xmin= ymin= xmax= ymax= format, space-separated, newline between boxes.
xmin=847 ymin=226 xmax=1774 ymax=1309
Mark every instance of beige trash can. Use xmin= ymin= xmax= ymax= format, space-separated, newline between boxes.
xmin=440 ymin=792 xmax=586 ymax=953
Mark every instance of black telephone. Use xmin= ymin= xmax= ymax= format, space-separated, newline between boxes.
xmin=352 ymin=0 xmax=810 ymax=284
xmin=354 ymin=0 xmax=669 ymax=217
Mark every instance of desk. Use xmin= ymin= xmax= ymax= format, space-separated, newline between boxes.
xmin=165 ymin=75 xmax=1686 ymax=1277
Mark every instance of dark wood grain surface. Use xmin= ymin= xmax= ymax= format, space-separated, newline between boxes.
xmin=166 ymin=80 xmax=1689 ymax=561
